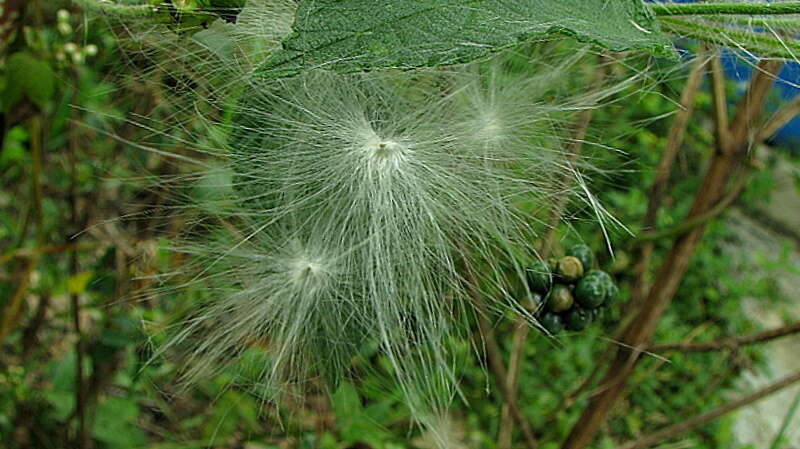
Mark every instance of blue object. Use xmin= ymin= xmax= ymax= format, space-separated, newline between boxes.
xmin=650 ymin=0 xmax=800 ymax=150
xmin=721 ymin=50 xmax=800 ymax=150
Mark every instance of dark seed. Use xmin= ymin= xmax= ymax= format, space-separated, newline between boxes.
xmin=539 ymin=313 xmax=565 ymax=335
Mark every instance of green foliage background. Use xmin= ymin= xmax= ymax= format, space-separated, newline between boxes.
xmin=1 ymin=1 xmax=798 ymax=449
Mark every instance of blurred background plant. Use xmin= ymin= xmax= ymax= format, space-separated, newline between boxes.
xmin=1 ymin=1 xmax=799 ymax=449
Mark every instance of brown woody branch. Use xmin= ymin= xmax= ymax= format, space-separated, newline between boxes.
xmin=475 ymin=314 xmax=540 ymax=449
xmin=461 ymin=250 xmax=538 ymax=449
xmin=757 ymin=93 xmax=800 ymax=142
xmin=615 ymin=369 xmax=800 ymax=449
xmin=634 ymin=167 xmax=750 ymax=242
xmin=649 ymin=322 xmax=800 ymax=353
xmin=0 ymin=242 xmax=98 ymax=265
xmin=561 ymin=60 xmax=784 ymax=449
xmin=497 ymin=60 xmax=609 ymax=449
xmin=630 ymin=52 xmax=709 ymax=309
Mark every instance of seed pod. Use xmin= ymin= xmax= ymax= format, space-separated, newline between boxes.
xmin=566 ymin=244 xmax=594 ymax=271
xmin=574 ymin=273 xmax=607 ymax=308
xmin=547 ymin=284 xmax=573 ymax=313
xmin=565 ymin=307 xmax=593 ymax=331
xmin=526 ymin=260 xmax=552 ymax=294
xmin=539 ymin=313 xmax=564 ymax=335
xmin=556 ymin=256 xmax=584 ymax=283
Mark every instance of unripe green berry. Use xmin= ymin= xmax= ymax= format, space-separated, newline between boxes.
xmin=539 ymin=313 xmax=564 ymax=335
xmin=526 ymin=260 xmax=552 ymax=294
xmin=547 ymin=284 xmax=573 ymax=313
xmin=586 ymin=269 xmax=612 ymax=284
xmin=556 ymin=256 xmax=584 ymax=283
xmin=574 ymin=273 xmax=607 ymax=308
xmin=566 ymin=244 xmax=594 ymax=271
xmin=605 ymin=281 xmax=620 ymax=305
xmin=521 ymin=292 xmax=544 ymax=314
xmin=565 ymin=307 xmax=593 ymax=331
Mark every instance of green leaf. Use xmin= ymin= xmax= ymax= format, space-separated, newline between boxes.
xmin=3 ymin=52 xmax=56 ymax=112
xmin=93 ymin=397 xmax=147 ymax=449
xmin=67 ymin=270 xmax=94 ymax=295
xmin=331 ymin=381 xmax=363 ymax=422
xmin=257 ymin=0 xmax=675 ymax=78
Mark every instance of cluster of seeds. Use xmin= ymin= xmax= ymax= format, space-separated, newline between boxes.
xmin=519 ymin=244 xmax=619 ymax=334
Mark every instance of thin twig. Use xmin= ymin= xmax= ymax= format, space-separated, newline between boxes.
xmin=630 ymin=52 xmax=708 ymax=309
xmin=649 ymin=322 xmax=800 ymax=353
xmin=615 ymin=369 xmax=800 ymax=449
xmin=462 ymin=253 xmax=538 ymax=449
xmin=474 ymin=314 xmax=540 ymax=449
xmin=634 ymin=168 xmax=750 ymax=242
xmin=652 ymin=2 xmax=800 ymax=15
xmin=769 ymin=390 xmax=800 ymax=449
xmin=0 ymin=257 xmax=38 ymax=343
xmin=561 ymin=59 xmax=784 ymax=449
xmin=497 ymin=60 xmax=608 ymax=449
xmin=68 ymin=91 xmax=89 ymax=449
xmin=710 ymin=55 xmax=732 ymax=155
xmin=757 ymin=94 xmax=800 ymax=143
xmin=0 ymin=242 xmax=98 ymax=265
xmin=0 ymin=116 xmax=45 ymax=343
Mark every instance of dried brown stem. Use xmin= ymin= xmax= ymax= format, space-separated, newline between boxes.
xmin=757 ymin=93 xmax=800 ymax=142
xmin=0 ymin=116 xmax=45 ymax=344
xmin=0 ymin=242 xmax=97 ymax=265
xmin=0 ymin=257 xmax=38 ymax=343
xmin=462 ymin=251 xmax=538 ymax=449
xmin=649 ymin=322 xmax=800 ymax=353
xmin=615 ymin=369 xmax=800 ymax=449
xmin=630 ymin=52 xmax=709 ymax=309
xmin=561 ymin=60 xmax=784 ymax=449
xmin=710 ymin=55 xmax=732 ymax=154
xmin=68 ymin=92 xmax=89 ymax=449
xmin=497 ymin=61 xmax=608 ymax=448
xmin=634 ymin=167 xmax=750 ymax=242
xmin=475 ymin=314 xmax=540 ymax=449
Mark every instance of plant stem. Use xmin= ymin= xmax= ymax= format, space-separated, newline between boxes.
xmin=630 ymin=52 xmax=708 ymax=309
xmin=652 ymin=2 xmax=800 ymax=16
xmin=769 ymin=390 xmax=800 ymax=449
xmin=758 ymin=94 xmax=800 ymax=142
xmin=0 ymin=243 xmax=97 ymax=265
xmin=0 ymin=116 xmax=45 ymax=344
xmin=68 ymin=86 xmax=89 ymax=449
xmin=72 ymin=0 xmax=155 ymax=16
xmin=708 ymin=16 xmax=800 ymax=31
xmin=634 ymin=168 xmax=750 ymax=242
xmin=561 ymin=59 xmax=784 ymax=449
xmin=461 ymin=248 xmax=538 ymax=449
xmin=616 ymin=369 xmax=800 ymax=449
xmin=474 ymin=315 xmax=539 ymax=449
xmin=496 ymin=60 xmax=607 ymax=449
xmin=649 ymin=322 xmax=800 ymax=353
xmin=660 ymin=17 xmax=800 ymax=59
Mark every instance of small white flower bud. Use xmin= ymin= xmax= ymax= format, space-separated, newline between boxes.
xmin=63 ymin=42 xmax=79 ymax=54
xmin=71 ymin=51 xmax=85 ymax=65
xmin=57 ymin=22 xmax=72 ymax=36
xmin=84 ymin=44 xmax=98 ymax=57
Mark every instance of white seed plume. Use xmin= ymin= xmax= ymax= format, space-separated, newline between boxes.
xmin=98 ymin=0 xmax=627 ymax=430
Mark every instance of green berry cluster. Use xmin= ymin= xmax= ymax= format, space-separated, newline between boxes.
xmin=521 ymin=244 xmax=619 ymax=335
